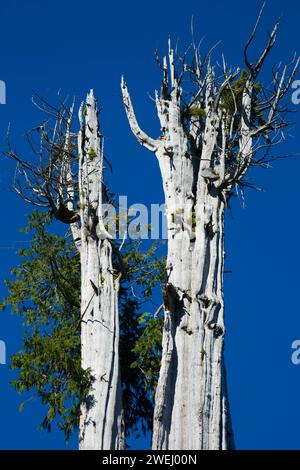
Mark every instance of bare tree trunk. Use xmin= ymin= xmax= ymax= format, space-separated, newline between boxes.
xmin=151 ymin=67 xmax=233 ymax=449
xmin=152 ymin=186 xmax=233 ymax=450
xmin=122 ymin=13 xmax=298 ymax=443
xmin=78 ymin=91 xmax=124 ymax=450
xmin=7 ymin=89 xmax=126 ymax=449
xmin=122 ymin=54 xmax=234 ymax=448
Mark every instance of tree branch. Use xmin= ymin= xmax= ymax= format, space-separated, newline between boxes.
xmin=121 ymin=76 xmax=158 ymax=152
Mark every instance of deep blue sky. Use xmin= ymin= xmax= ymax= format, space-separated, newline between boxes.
xmin=0 ymin=0 xmax=300 ymax=450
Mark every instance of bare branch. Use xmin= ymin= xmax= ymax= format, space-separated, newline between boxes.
xmin=5 ymin=96 xmax=80 ymax=224
xmin=121 ymin=76 xmax=158 ymax=152
xmin=244 ymin=3 xmax=280 ymax=78
xmin=254 ymin=20 xmax=280 ymax=76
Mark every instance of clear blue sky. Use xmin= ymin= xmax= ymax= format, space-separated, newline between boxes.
xmin=0 ymin=0 xmax=300 ymax=450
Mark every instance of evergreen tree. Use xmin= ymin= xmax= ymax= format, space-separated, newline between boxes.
xmin=1 ymin=210 xmax=165 ymax=444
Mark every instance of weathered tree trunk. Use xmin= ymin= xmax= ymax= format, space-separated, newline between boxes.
xmin=121 ymin=45 xmax=235 ymax=449
xmin=152 ymin=175 xmax=233 ymax=450
xmin=8 ymin=89 xmax=126 ymax=449
xmin=150 ymin=67 xmax=233 ymax=450
xmin=78 ymin=91 xmax=124 ymax=450
xmin=122 ymin=18 xmax=299 ymax=444
xmin=122 ymin=20 xmax=300 ymax=440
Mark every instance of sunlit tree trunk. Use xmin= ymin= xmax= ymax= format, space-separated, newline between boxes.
xmin=8 ymin=89 xmax=126 ymax=449
xmin=78 ymin=92 xmax=124 ymax=450
xmin=122 ymin=56 xmax=233 ymax=449
xmin=121 ymin=10 xmax=297 ymax=446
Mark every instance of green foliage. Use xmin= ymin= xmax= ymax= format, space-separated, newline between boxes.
xmin=118 ymin=240 xmax=166 ymax=435
xmin=119 ymin=298 xmax=162 ymax=436
xmin=187 ymin=105 xmax=206 ymax=119
xmin=87 ymin=147 xmax=96 ymax=159
xmin=1 ymin=211 xmax=166 ymax=442
xmin=190 ymin=211 xmax=196 ymax=231
xmin=220 ymin=69 xmax=263 ymax=126
xmin=0 ymin=211 xmax=90 ymax=441
xmin=131 ymin=313 xmax=163 ymax=401
xmin=121 ymin=240 xmax=167 ymax=298
xmin=218 ymin=69 xmax=266 ymax=174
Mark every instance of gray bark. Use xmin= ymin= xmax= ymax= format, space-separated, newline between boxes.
xmin=121 ymin=18 xmax=297 ymax=447
xmin=122 ymin=56 xmax=233 ymax=449
xmin=78 ymin=91 xmax=124 ymax=450
xmin=8 ymin=90 xmax=126 ymax=449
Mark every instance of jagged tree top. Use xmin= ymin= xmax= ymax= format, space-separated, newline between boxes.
xmin=121 ymin=4 xmax=299 ymax=195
